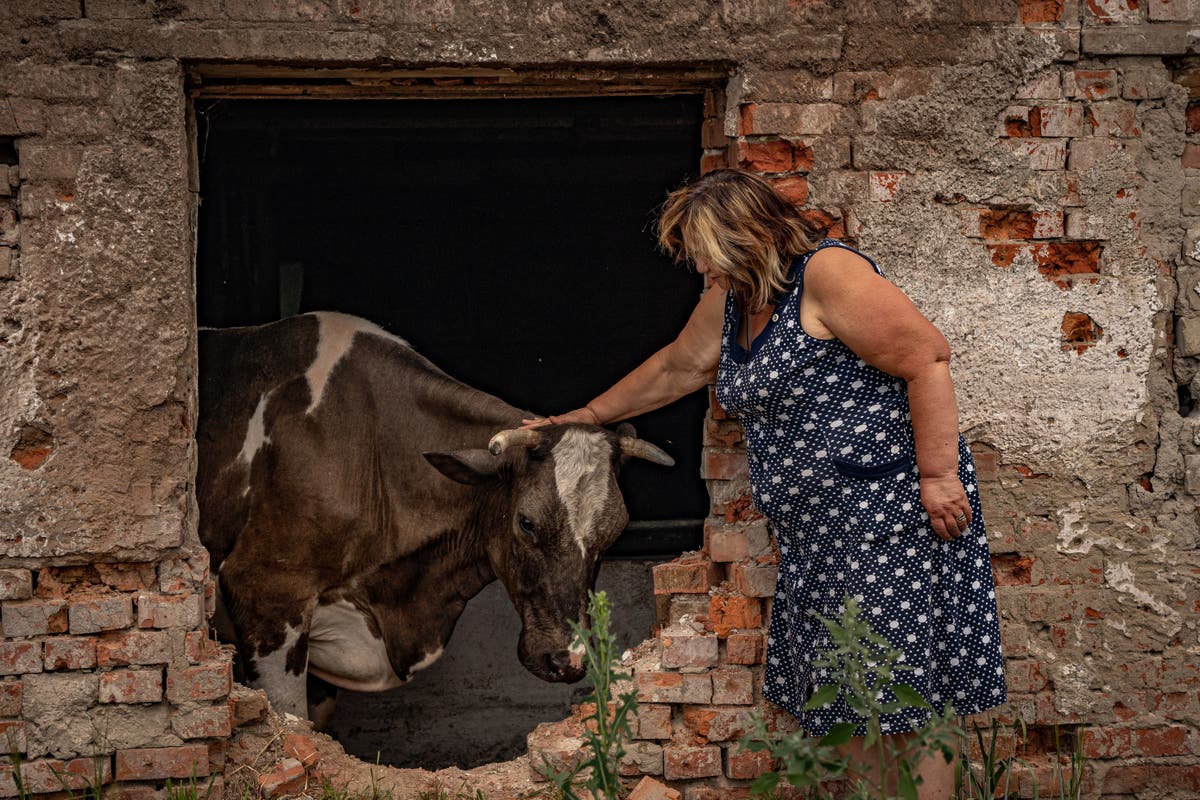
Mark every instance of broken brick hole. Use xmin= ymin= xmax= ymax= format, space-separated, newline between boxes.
xmin=9 ymin=422 xmax=54 ymax=470
xmin=990 ymin=553 xmax=1034 ymax=586
xmin=1061 ymin=311 xmax=1103 ymax=354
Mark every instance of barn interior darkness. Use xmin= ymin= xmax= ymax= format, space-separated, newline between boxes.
xmin=195 ymin=95 xmax=708 ymax=554
xmin=194 ymin=94 xmax=708 ymax=766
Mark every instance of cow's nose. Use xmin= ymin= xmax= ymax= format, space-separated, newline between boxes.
xmin=543 ymin=651 xmax=583 ymax=682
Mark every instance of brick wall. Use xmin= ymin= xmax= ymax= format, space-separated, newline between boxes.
xmin=618 ymin=7 xmax=1200 ymax=799
xmin=1 ymin=2 xmax=1198 ymax=798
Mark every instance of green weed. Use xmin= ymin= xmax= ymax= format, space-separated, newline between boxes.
xmin=539 ymin=590 xmax=638 ymax=800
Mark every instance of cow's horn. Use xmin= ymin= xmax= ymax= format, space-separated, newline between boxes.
xmin=620 ymin=437 xmax=675 ymax=467
xmin=488 ymin=429 xmax=544 ymax=456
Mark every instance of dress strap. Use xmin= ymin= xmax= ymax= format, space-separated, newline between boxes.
xmin=800 ymin=238 xmax=885 ymax=277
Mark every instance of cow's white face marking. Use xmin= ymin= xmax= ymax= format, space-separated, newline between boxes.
xmin=238 ymin=391 xmax=273 ymax=479
xmin=305 ymin=312 xmax=411 ymax=415
xmin=249 ymin=624 xmax=306 ymax=717
xmin=552 ymin=429 xmax=613 ymax=558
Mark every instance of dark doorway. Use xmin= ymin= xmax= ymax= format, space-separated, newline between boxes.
xmin=195 ymin=96 xmax=708 ymax=556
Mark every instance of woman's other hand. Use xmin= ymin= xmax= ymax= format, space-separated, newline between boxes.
xmin=919 ymin=472 xmax=972 ymax=541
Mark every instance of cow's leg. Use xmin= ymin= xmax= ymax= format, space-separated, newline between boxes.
xmin=306 ymin=673 xmax=340 ymax=731
xmin=218 ymin=566 xmax=317 ymax=719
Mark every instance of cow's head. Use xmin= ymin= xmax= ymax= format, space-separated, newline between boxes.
xmin=424 ymin=423 xmax=672 ymax=683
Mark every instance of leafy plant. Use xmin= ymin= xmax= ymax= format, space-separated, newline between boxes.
xmin=741 ymin=595 xmax=961 ymax=800
xmin=955 ymin=716 xmax=1023 ymax=800
xmin=540 ymin=590 xmax=638 ymax=800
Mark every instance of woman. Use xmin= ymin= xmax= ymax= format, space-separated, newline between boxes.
xmin=530 ymin=169 xmax=1006 ymax=796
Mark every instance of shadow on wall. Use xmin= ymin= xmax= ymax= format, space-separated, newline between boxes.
xmin=325 ymin=559 xmax=657 ymax=769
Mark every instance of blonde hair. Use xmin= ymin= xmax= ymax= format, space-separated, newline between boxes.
xmin=657 ymin=169 xmax=819 ymax=312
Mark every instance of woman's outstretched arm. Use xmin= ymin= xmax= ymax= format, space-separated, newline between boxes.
xmin=533 ymin=285 xmax=727 ymax=426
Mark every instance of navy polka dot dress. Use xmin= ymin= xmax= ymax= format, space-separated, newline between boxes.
xmin=715 ymin=239 xmax=1007 ymax=736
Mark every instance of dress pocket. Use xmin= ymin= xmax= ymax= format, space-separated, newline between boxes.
xmin=818 ymin=402 xmax=915 ymax=479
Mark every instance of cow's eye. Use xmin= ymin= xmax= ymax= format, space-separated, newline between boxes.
xmin=518 ymin=515 xmax=537 ymax=537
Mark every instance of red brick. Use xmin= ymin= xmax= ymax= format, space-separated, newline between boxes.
xmin=726 ymin=748 xmax=775 ymax=780
xmin=682 ymin=706 xmax=753 ymax=742
xmin=230 ymin=686 xmax=270 ymax=727
xmin=1006 ymin=660 xmax=1049 ymax=693
xmin=0 ymin=642 xmax=42 ymax=675
xmin=1060 ymin=312 xmax=1103 ymax=354
xmin=1083 ymin=726 xmax=1131 ymax=758
xmin=628 ymin=776 xmax=681 ymax=800
xmin=1084 ymin=0 xmax=1140 ymax=22
xmin=636 ymin=670 xmax=712 ymax=704
xmin=0 ymin=720 xmax=26 ymax=753
xmin=730 ymin=561 xmax=778 ymax=597
xmin=711 ymin=665 xmax=754 ymax=705
xmin=701 ymin=117 xmax=727 ymax=149
xmin=653 ymin=558 xmax=719 ymax=595
xmin=137 ymin=592 xmax=202 ymax=629
xmin=737 ymin=140 xmax=793 ymax=172
xmin=167 ymin=660 xmax=232 ymax=703
xmin=770 ymin=175 xmax=808 ymax=206
xmin=116 ymin=745 xmax=210 ymax=780
xmin=44 ymin=637 xmax=97 ymax=671
xmin=1036 ymin=104 xmax=1085 ymax=137
xmin=0 ymin=570 xmax=32 ymax=601
xmin=283 ymin=734 xmax=320 ymax=769
xmin=1135 ymin=725 xmax=1190 ymax=756
xmin=99 ymin=668 xmax=163 ymax=704
xmin=93 ymin=563 xmax=157 ymax=593
xmin=725 ymin=633 xmax=764 ymax=665
xmin=664 ymin=745 xmax=722 ymax=780
xmin=1188 ymin=103 xmax=1200 ymax=134
xmin=1004 ymin=137 xmax=1067 ymax=170
xmin=706 ymin=527 xmax=750 ymax=563
xmin=0 ymin=756 xmax=112 ymax=795
xmin=0 ymin=681 xmax=21 ymax=716
xmin=1088 ymin=101 xmax=1141 ymax=137
xmin=704 ymin=419 xmax=744 ymax=448
xmin=711 ymin=492 xmax=761 ymax=525
xmin=991 ymin=553 xmax=1034 ymax=586
xmin=977 ymin=208 xmax=1038 ymax=240
xmin=634 ymin=704 xmax=673 ymax=740
xmin=185 ymin=631 xmax=220 ymax=664
xmin=706 ymin=594 xmax=762 ymax=637
xmin=1185 ymin=143 xmax=1200 ymax=170
xmin=683 ymin=788 xmax=752 ymax=800
xmin=701 ymin=450 xmax=748 ymax=481
xmin=868 ymin=172 xmax=904 ymax=202
xmin=661 ymin=629 xmax=719 ymax=670
xmin=173 ymin=705 xmax=233 ymax=740
xmin=700 ymin=152 xmax=727 ymax=175
xmin=1153 ymin=691 xmax=1200 ymax=720
xmin=2 ymin=599 xmax=68 ymax=637
xmin=1069 ymin=70 xmax=1119 ymax=100
xmin=1102 ymin=763 xmax=1200 ymax=796
xmin=96 ymin=630 xmax=171 ymax=666
xmin=1020 ymin=0 xmax=1064 ymax=22
xmin=69 ymin=594 xmax=134 ymax=634
xmin=791 ymin=140 xmax=815 ymax=172
xmin=257 ymin=758 xmax=306 ymax=798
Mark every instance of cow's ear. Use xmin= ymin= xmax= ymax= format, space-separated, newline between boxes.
xmin=424 ymin=450 xmax=501 ymax=485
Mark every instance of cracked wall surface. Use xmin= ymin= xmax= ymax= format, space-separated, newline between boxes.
xmin=1 ymin=1 xmax=1198 ymax=798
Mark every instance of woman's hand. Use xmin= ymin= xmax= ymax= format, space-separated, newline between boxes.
xmin=520 ymin=406 xmax=601 ymax=429
xmin=919 ymin=472 xmax=972 ymax=541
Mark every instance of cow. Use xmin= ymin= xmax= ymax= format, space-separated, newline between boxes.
xmin=196 ymin=311 xmax=673 ymax=722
